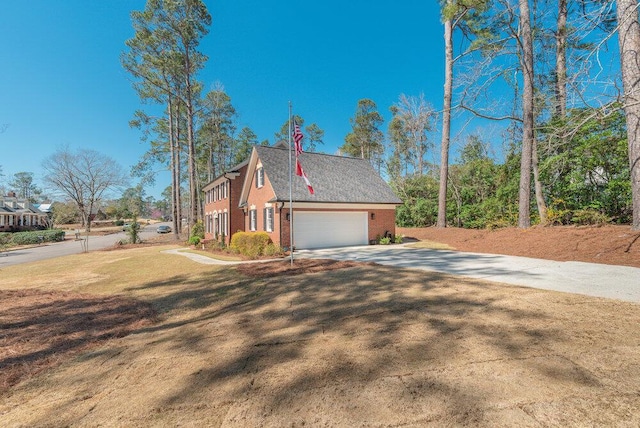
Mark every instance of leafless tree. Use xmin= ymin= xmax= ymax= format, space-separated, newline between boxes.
xmin=43 ymin=148 xmax=129 ymax=232
xmin=393 ymin=93 xmax=436 ymax=176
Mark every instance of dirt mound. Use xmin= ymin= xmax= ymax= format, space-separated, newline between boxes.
xmin=397 ymin=225 xmax=640 ymax=268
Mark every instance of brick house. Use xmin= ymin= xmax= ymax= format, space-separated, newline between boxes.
xmin=202 ymin=160 xmax=249 ymax=244
xmin=202 ymin=145 xmax=401 ymax=250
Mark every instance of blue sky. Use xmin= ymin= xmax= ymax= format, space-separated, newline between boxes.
xmin=1 ymin=1 xmax=447 ymax=199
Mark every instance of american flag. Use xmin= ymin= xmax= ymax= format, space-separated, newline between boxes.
xmin=292 ymin=122 xmax=303 ymax=156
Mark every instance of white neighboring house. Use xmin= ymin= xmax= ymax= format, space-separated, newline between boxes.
xmin=0 ymin=192 xmax=49 ymax=232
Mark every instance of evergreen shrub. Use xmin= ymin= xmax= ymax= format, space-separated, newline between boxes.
xmin=9 ymin=229 xmax=65 ymax=245
xmin=230 ymin=231 xmax=272 ymax=258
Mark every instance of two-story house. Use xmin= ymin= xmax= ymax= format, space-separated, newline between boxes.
xmin=203 ymin=146 xmax=401 ymax=250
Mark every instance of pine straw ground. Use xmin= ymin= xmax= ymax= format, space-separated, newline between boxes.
xmin=1 ymin=226 xmax=640 ymax=426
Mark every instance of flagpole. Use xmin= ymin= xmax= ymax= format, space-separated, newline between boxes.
xmin=288 ymin=101 xmax=294 ymax=266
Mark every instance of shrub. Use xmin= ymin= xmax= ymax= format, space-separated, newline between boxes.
xmin=114 ymin=219 xmax=125 ymax=226
xmin=191 ymin=220 xmax=205 ymax=240
xmin=486 ymin=219 xmax=512 ymax=230
xmin=394 ymin=234 xmax=404 ymax=244
xmin=205 ymin=239 xmax=226 ymax=250
xmin=126 ymin=220 xmax=141 ymax=244
xmin=379 ymin=236 xmax=392 ymax=245
xmin=230 ymin=231 xmax=272 ymax=258
xmin=188 ymin=236 xmax=201 ymax=246
xmin=263 ymin=243 xmax=284 ymax=257
xmin=572 ymin=208 xmax=611 ymax=226
xmin=9 ymin=229 xmax=65 ymax=245
xmin=546 ymin=198 xmax=573 ymax=225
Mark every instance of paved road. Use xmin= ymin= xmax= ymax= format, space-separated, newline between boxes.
xmin=297 ymin=245 xmax=640 ymax=303
xmin=0 ymin=224 xmax=168 ymax=268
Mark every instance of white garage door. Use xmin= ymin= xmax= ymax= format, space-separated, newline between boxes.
xmin=293 ymin=211 xmax=368 ymax=249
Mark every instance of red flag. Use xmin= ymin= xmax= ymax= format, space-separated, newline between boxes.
xmin=292 ymin=122 xmax=303 ymax=156
xmin=295 ymin=158 xmax=314 ymax=195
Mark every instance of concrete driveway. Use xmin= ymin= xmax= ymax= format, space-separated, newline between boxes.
xmin=297 ymin=244 xmax=640 ymax=303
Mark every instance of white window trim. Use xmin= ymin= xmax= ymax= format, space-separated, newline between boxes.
xmin=257 ymin=167 xmax=264 ymax=188
xmin=249 ymin=209 xmax=257 ymax=231
xmin=264 ymin=207 xmax=274 ymax=232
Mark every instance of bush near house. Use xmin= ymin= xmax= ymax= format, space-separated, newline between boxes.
xmin=189 ymin=220 xmax=205 ymax=245
xmin=230 ymin=231 xmax=273 ymax=259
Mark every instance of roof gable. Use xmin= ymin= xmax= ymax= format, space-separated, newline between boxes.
xmin=239 ymin=146 xmax=401 ymax=205
xmin=202 ymin=159 xmax=250 ymax=192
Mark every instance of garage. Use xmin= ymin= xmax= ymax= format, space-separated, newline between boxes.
xmin=293 ymin=211 xmax=368 ymax=249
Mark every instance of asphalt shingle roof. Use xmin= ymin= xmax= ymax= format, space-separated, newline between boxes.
xmin=255 ymin=145 xmax=401 ymax=204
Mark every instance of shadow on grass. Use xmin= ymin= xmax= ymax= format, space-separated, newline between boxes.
xmin=14 ymin=257 xmax=610 ymax=426
xmin=120 ymin=263 xmax=576 ymax=424
xmin=0 ymin=289 xmax=156 ymax=392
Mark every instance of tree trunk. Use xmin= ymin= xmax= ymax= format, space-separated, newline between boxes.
xmin=185 ymin=83 xmax=198 ymax=229
xmin=437 ymin=11 xmax=454 ymax=228
xmin=175 ymin=105 xmax=183 ymax=235
xmin=555 ymin=0 xmax=567 ymax=118
xmin=533 ymin=0 xmax=568 ymax=227
xmin=518 ymin=0 xmax=534 ymax=228
xmin=616 ymin=0 xmax=640 ymax=230
xmin=168 ymin=99 xmax=180 ymax=239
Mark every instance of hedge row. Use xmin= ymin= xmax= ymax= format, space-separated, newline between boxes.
xmin=0 ymin=229 xmax=66 ymax=246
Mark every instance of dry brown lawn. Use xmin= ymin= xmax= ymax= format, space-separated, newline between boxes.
xmin=1 ymin=233 xmax=640 ymax=426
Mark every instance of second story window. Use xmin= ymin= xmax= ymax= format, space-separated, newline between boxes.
xmin=256 ymin=167 xmax=264 ymax=188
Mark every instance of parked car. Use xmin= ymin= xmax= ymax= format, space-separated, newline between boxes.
xmin=156 ymin=225 xmax=172 ymax=234
xmin=122 ymin=222 xmax=140 ymax=232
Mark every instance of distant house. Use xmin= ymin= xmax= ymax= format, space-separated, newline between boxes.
xmin=203 ymin=145 xmax=401 ymax=249
xmin=0 ymin=193 xmax=49 ymax=231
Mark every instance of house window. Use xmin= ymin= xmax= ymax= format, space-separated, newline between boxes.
xmin=263 ymin=207 xmax=274 ymax=232
xmin=256 ymin=167 xmax=264 ymax=188
xmin=222 ymin=212 xmax=228 ymax=237
xmin=223 ymin=181 xmax=228 ymax=199
xmin=249 ymin=209 xmax=257 ymax=231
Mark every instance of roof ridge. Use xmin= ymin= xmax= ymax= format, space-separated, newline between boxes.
xmin=256 ymin=145 xmax=368 ymax=162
